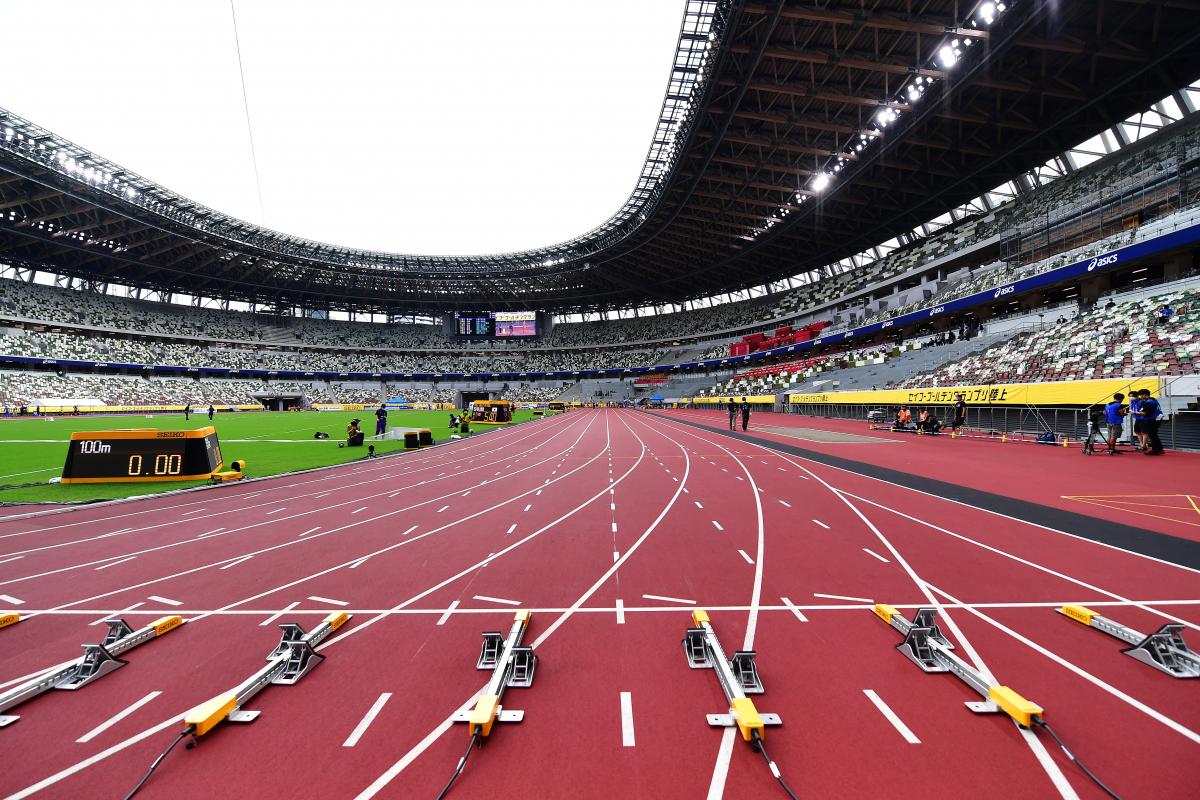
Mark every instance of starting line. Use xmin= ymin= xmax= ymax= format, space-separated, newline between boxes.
xmin=1059 ymin=605 xmax=1200 ymax=678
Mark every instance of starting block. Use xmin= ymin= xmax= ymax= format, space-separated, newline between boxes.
xmin=0 ymin=613 xmax=19 ymax=630
xmin=683 ymin=610 xmax=781 ymax=740
xmin=0 ymin=615 xmax=183 ymax=727
xmin=184 ymin=612 xmax=349 ymax=737
xmin=1059 ymin=606 xmax=1199 ymax=679
xmin=873 ymin=605 xmax=1043 ymax=727
xmin=453 ymin=610 xmax=536 ymax=736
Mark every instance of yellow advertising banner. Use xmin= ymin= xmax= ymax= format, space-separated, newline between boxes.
xmin=788 ymin=378 xmax=1163 ymax=407
xmin=692 ymin=395 xmax=776 ymax=405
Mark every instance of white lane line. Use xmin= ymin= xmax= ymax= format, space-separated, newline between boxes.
xmin=694 ymin=501 xmax=704 ymax=509
xmin=348 ymin=556 xmax=371 ymax=570
xmin=610 ymin=502 xmax=616 ymax=511
xmin=537 ymin=490 xmax=543 ymax=496
xmin=506 ymin=524 xmax=517 ymax=534
xmin=259 ymin=601 xmax=300 ymax=626
xmin=94 ymin=556 xmax=136 ymax=571
xmin=388 ymin=491 xmax=402 ymax=499
xmin=219 ymin=556 xmax=253 ymax=570
xmin=523 ymin=504 xmax=532 ymax=512
xmin=813 ymin=593 xmax=873 ymax=603
xmin=343 ymin=693 xmax=393 ymax=748
xmin=436 ymin=600 xmax=460 ymax=626
xmin=620 ymin=692 xmax=636 ymax=747
xmin=862 ymin=548 xmax=890 ymax=563
xmin=813 ymin=519 xmax=830 ymax=529
xmin=436 ymin=506 xmax=449 ymax=513
xmin=462 ymin=491 xmax=471 ymax=497
xmin=352 ymin=507 xmax=369 ymax=515
xmin=179 ymin=508 xmax=207 ymax=516
xmin=611 ymin=522 xmax=618 ymax=533
xmin=308 ymin=596 xmax=350 ymax=607
xmin=0 ymin=555 xmax=24 ymax=565
xmin=615 ymin=598 xmax=625 ymax=624
xmin=612 ymin=551 xmax=620 ymax=563
xmin=266 ymin=507 xmax=288 ymax=515
xmin=402 ymin=525 xmax=418 ymax=536
xmin=711 ymin=520 xmax=724 ymax=531
xmin=90 ymin=602 xmax=142 ymax=626
xmin=194 ymin=527 xmax=226 ymax=539
xmin=297 ymin=526 xmax=322 ymax=537
xmin=780 ymin=596 xmax=808 ymax=622
xmin=863 ymin=689 xmax=920 ymax=744
xmin=707 ymin=727 xmax=738 ymax=800
xmin=146 ymin=595 xmax=182 ymax=607
xmin=473 ymin=595 xmax=521 ymax=606
xmin=778 ymin=500 xmax=791 ymax=507
xmin=642 ymin=594 xmax=695 ymax=605
xmin=76 ymin=691 xmax=162 ymax=744
xmin=737 ymin=549 xmax=755 ymax=565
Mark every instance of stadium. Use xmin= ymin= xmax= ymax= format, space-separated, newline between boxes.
xmin=1 ymin=1 xmax=1198 ymax=797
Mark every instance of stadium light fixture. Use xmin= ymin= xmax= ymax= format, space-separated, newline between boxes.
xmin=938 ymin=44 xmax=958 ymax=68
xmin=812 ymin=173 xmax=831 ymax=192
xmin=978 ymin=2 xmax=996 ymax=24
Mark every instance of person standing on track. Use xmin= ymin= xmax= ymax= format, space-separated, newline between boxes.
xmin=728 ymin=398 xmax=738 ymax=430
xmin=374 ymin=403 xmax=388 ymax=437
xmin=1103 ymin=393 xmax=1127 ymax=455
xmin=740 ymin=398 xmax=751 ymax=431
xmin=952 ymin=394 xmax=966 ymax=430
xmin=1135 ymin=388 xmax=1165 ymax=455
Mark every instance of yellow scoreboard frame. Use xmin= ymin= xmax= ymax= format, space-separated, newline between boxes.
xmin=60 ymin=427 xmax=224 ymax=484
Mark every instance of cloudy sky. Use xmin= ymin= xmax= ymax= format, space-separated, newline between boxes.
xmin=0 ymin=1 xmax=686 ymax=255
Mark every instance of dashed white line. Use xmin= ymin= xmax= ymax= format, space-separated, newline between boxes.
xmin=611 ymin=522 xmax=618 ymax=533
xmin=473 ymin=595 xmax=521 ymax=606
xmin=615 ymin=598 xmax=625 ymax=624
xmin=402 ymin=525 xmax=418 ymax=536
xmin=612 ymin=551 xmax=620 ymax=563
xmin=0 ymin=556 xmax=24 ymax=566
xmin=737 ymin=549 xmax=755 ymax=565
xmin=711 ymin=521 xmax=724 ymax=531
xmin=436 ymin=506 xmax=449 ymax=513
xmin=94 ymin=556 xmax=136 ymax=571
xmin=813 ymin=519 xmax=830 ymax=529
xmin=219 ymin=556 xmax=253 ymax=570
xmin=778 ymin=500 xmax=791 ymax=508
xmin=506 ymin=524 xmax=517 ymax=534
xmin=610 ymin=503 xmax=616 ymax=511
xmin=780 ymin=596 xmax=808 ymax=622
xmin=863 ymin=548 xmax=891 ymax=563
xmin=863 ymin=689 xmax=920 ymax=744
xmin=348 ymin=556 xmax=371 ymax=570
xmin=146 ymin=595 xmax=182 ymax=607
xmin=259 ymin=601 xmax=299 ymax=626
xmin=523 ymin=504 xmax=532 ymax=512
xmin=642 ymin=594 xmax=695 ymax=605
xmin=435 ymin=601 xmax=460 ymax=626
xmin=694 ymin=501 xmax=704 ymax=509
xmin=308 ymin=596 xmax=350 ymax=607
xmin=813 ymin=592 xmax=873 ymax=603
xmin=195 ymin=527 xmax=225 ymax=539
xmin=343 ymin=693 xmax=393 ymax=747
xmin=620 ymin=692 xmax=636 ymax=747
xmin=266 ymin=507 xmax=288 ymax=515
xmin=349 ymin=506 xmax=368 ymax=515
xmin=297 ymin=526 xmax=322 ymax=537
xmin=76 ymin=691 xmax=162 ymax=744
xmin=179 ymin=508 xmax=207 ymax=516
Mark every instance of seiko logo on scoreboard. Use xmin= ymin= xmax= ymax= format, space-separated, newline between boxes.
xmin=77 ymin=440 xmax=112 ymax=454
xmin=993 ymin=285 xmax=1015 ymax=299
xmin=156 ymin=431 xmax=186 ymax=438
xmin=1087 ymin=253 xmax=1118 ymax=271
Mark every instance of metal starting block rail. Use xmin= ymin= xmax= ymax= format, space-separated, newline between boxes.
xmin=0 ymin=615 xmax=183 ymax=727
xmin=453 ymin=610 xmax=537 ymax=736
xmin=1060 ymin=605 xmax=1200 ymax=679
xmin=184 ymin=612 xmax=349 ymax=737
xmin=874 ymin=605 xmax=1044 ymax=727
xmin=683 ymin=610 xmax=781 ymax=740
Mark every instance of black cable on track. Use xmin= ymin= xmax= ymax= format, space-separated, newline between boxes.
xmin=121 ymin=726 xmax=193 ymax=800
xmin=1034 ymin=718 xmax=1121 ymax=799
xmin=751 ymin=730 xmax=800 ymax=799
xmin=435 ymin=727 xmax=482 ymax=799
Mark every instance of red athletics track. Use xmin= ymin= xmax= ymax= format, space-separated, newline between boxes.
xmin=0 ymin=408 xmax=1197 ymax=799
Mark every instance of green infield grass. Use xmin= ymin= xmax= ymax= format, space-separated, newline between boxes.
xmin=0 ymin=408 xmax=539 ymax=504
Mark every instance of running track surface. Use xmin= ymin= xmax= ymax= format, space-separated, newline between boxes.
xmin=0 ymin=408 xmax=1197 ymax=799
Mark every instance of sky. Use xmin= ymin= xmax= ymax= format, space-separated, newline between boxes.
xmin=0 ymin=0 xmax=687 ymax=256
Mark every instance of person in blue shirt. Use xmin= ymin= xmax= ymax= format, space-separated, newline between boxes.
xmin=1129 ymin=394 xmax=1145 ymax=452
xmin=1135 ymin=389 xmax=1164 ymax=455
xmin=1103 ymin=393 xmax=1127 ymax=455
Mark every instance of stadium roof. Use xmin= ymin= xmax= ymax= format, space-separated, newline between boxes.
xmin=2 ymin=0 xmax=1199 ymax=315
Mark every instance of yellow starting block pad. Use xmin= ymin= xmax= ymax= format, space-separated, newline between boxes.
xmin=0 ymin=613 xmax=19 ymax=630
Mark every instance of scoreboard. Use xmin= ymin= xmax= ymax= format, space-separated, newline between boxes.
xmin=450 ymin=311 xmax=540 ymax=338
xmin=61 ymin=427 xmax=223 ymax=484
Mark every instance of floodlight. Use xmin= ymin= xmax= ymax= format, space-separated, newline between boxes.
xmin=812 ymin=173 xmax=831 ymax=192
xmin=938 ymin=45 xmax=958 ymax=68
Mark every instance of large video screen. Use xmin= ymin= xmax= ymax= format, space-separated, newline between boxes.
xmin=451 ymin=311 xmax=539 ymax=338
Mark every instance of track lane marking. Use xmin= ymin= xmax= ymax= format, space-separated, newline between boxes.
xmin=863 ymin=689 xmax=920 ymax=744
xmin=711 ymin=520 xmax=723 ymax=531
xmin=862 ymin=548 xmax=890 ymax=563
xmin=146 ymin=595 xmax=181 ymax=606
xmin=620 ymin=692 xmax=636 ymax=747
xmin=642 ymin=594 xmax=695 ymax=605
xmin=737 ymin=549 xmax=755 ymax=565
xmin=343 ymin=693 xmax=392 ymax=748
xmin=93 ymin=557 xmax=135 ymax=571
xmin=89 ymin=601 xmax=142 ymax=626
xmin=219 ymin=556 xmax=253 ymax=570
xmin=76 ymin=691 xmax=162 ymax=744
xmin=812 ymin=592 xmax=872 ymax=603
xmin=813 ymin=519 xmax=830 ymax=529
xmin=308 ymin=596 xmax=349 ymax=606
xmin=780 ymin=596 xmax=808 ymax=622
xmin=615 ymin=598 xmax=625 ymax=624
xmin=259 ymin=600 xmax=299 ymax=626
xmin=473 ymin=595 xmax=521 ymax=606
xmin=435 ymin=600 xmax=460 ymax=626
